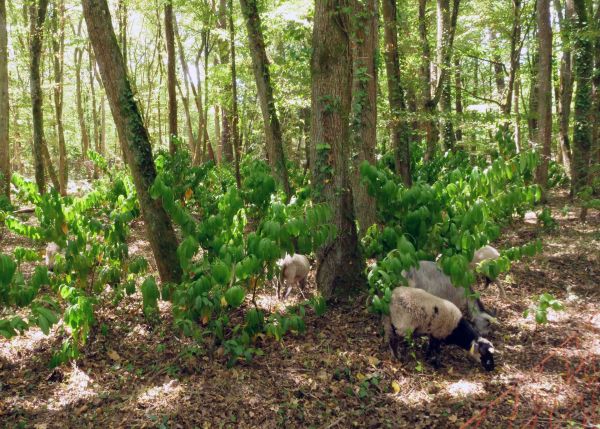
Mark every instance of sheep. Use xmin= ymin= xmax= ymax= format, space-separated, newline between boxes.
xmin=403 ymin=261 xmax=497 ymax=335
xmin=471 ymin=245 xmax=506 ymax=297
xmin=383 ymin=287 xmax=496 ymax=371
xmin=45 ymin=242 xmax=60 ymax=271
xmin=277 ymin=254 xmax=310 ymax=299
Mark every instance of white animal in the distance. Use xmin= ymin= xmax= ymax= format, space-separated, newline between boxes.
xmin=471 ymin=245 xmax=506 ymax=297
xmin=277 ymin=254 xmax=310 ymax=299
xmin=45 ymin=242 xmax=61 ymax=271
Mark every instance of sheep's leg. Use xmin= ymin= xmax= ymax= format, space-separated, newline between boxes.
xmin=298 ymin=278 xmax=307 ymax=299
xmin=277 ymin=274 xmax=283 ymax=300
xmin=426 ymin=337 xmax=442 ymax=369
xmin=283 ymin=281 xmax=294 ymax=299
xmin=389 ymin=329 xmax=401 ymax=360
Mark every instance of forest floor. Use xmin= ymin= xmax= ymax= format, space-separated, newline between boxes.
xmin=1 ymin=189 xmax=599 ymax=428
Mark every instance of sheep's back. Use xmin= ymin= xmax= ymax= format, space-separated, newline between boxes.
xmin=405 ymin=261 xmax=470 ymax=314
xmin=389 ymin=287 xmax=462 ymax=339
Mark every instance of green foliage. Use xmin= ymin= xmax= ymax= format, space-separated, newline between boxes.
xmin=362 ymin=150 xmax=544 ymax=315
xmin=151 ymin=154 xmax=335 ymax=365
xmin=524 ymin=293 xmax=564 ymax=324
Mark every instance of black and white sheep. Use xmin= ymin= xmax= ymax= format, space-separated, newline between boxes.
xmin=277 ymin=254 xmax=310 ymax=299
xmin=383 ymin=287 xmax=496 ymax=371
xmin=403 ymin=260 xmax=497 ymax=335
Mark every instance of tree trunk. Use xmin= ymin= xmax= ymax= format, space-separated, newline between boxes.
xmin=29 ymin=0 xmax=50 ymax=194
xmin=310 ymin=0 xmax=365 ymax=300
xmin=350 ymin=0 xmax=378 ymax=237
xmin=556 ymin=0 xmax=574 ymax=176
xmin=490 ymin=31 xmax=506 ymax=97
xmin=382 ymin=0 xmax=411 ymax=185
xmin=218 ymin=0 xmax=233 ymax=163
xmin=454 ymin=57 xmax=463 ymax=142
xmin=88 ymin=43 xmax=100 ymax=179
xmin=528 ymin=50 xmax=540 ymax=146
xmin=419 ymin=0 xmax=438 ymax=160
xmin=503 ymin=0 xmax=522 ymax=115
xmin=165 ymin=0 xmax=177 ymax=154
xmin=536 ymin=0 xmax=553 ymax=198
xmin=82 ymin=0 xmax=182 ymax=284
xmin=173 ymin=18 xmax=195 ymax=154
xmin=0 ymin=0 xmax=9 ymax=200
xmin=514 ymin=73 xmax=522 ymax=152
xmin=229 ymin=0 xmax=241 ymax=189
xmin=590 ymin=3 xmax=600 ymax=193
xmin=51 ymin=0 xmax=67 ymax=195
xmin=570 ymin=0 xmax=594 ymax=196
xmin=239 ymin=0 xmax=291 ymax=197
xmin=74 ymin=19 xmax=91 ymax=164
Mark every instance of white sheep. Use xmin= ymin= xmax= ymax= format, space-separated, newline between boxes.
xmin=45 ymin=242 xmax=60 ymax=271
xmin=403 ymin=261 xmax=497 ymax=335
xmin=383 ymin=287 xmax=496 ymax=371
xmin=471 ymin=245 xmax=506 ymax=297
xmin=277 ymin=254 xmax=310 ymax=299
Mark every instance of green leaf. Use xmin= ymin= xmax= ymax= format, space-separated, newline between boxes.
xmin=224 ymin=285 xmax=245 ymax=308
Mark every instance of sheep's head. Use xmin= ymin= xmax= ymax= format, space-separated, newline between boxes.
xmin=470 ymin=338 xmax=495 ymax=371
xmin=473 ymin=312 xmax=497 ymax=336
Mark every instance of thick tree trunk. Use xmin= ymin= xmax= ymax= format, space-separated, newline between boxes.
xmin=51 ymin=0 xmax=67 ymax=195
xmin=0 ymin=0 xmax=9 ymax=200
xmin=82 ymin=0 xmax=182 ymax=284
xmin=239 ymin=0 xmax=291 ymax=197
xmin=382 ymin=0 xmax=411 ymax=185
xmin=310 ymin=0 xmax=365 ymax=300
xmin=590 ymin=4 xmax=600 ymax=193
xmin=536 ymin=0 xmax=552 ymax=198
xmin=165 ymin=0 xmax=177 ymax=154
xmin=570 ymin=0 xmax=594 ymax=196
xmin=350 ymin=0 xmax=378 ymax=236
xmin=29 ymin=0 xmax=50 ymax=194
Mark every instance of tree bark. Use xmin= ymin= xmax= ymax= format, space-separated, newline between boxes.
xmin=382 ymin=0 xmax=411 ymax=185
xmin=218 ymin=0 xmax=233 ymax=163
xmin=88 ymin=42 xmax=100 ymax=178
xmin=350 ymin=0 xmax=378 ymax=237
xmin=74 ymin=18 xmax=91 ymax=164
xmin=29 ymin=0 xmax=50 ymax=194
xmin=419 ymin=0 xmax=438 ymax=160
xmin=0 ymin=0 xmax=9 ymax=200
xmin=536 ymin=0 xmax=552 ymax=198
xmin=239 ymin=0 xmax=291 ymax=197
xmin=165 ymin=0 xmax=177 ymax=153
xmin=528 ymin=50 xmax=540 ymax=145
xmin=51 ymin=0 xmax=67 ymax=195
xmin=82 ymin=0 xmax=182 ymax=284
xmin=503 ymin=0 xmax=522 ymax=115
xmin=454 ymin=57 xmax=463 ymax=141
xmin=229 ymin=0 xmax=241 ymax=189
xmin=570 ymin=0 xmax=594 ymax=196
xmin=310 ymin=0 xmax=365 ymax=300
xmin=555 ymin=0 xmax=574 ymax=176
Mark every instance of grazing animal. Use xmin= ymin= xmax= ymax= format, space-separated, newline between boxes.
xmin=403 ymin=261 xmax=496 ymax=335
xmin=471 ymin=245 xmax=506 ymax=297
xmin=45 ymin=242 xmax=60 ymax=271
xmin=383 ymin=287 xmax=496 ymax=371
xmin=277 ymin=254 xmax=310 ymax=299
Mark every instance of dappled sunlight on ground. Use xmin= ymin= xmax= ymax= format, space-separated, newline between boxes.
xmin=47 ymin=364 xmax=98 ymax=411
xmin=136 ymin=379 xmax=183 ymax=409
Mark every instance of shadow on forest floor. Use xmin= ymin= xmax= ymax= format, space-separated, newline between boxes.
xmin=1 ymin=189 xmax=599 ymax=428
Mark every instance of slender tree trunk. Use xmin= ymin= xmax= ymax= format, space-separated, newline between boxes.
xmin=51 ymin=0 xmax=67 ymax=195
xmin=419 ymin=0 xmax=437 ymax=160
xmin=0 ymin=0 xmax=9 ymax=200
xmin=382 ymin=0 xmax=411 ymax=185
xmin=74 ymin=19 xmax=91 ymax=163
xmin=310 ymin=0 xmax=365 ymax=300
xmin=556 ymin=0 xmax=574 ymax=176
xmin=82 ymin=0 xmax=182 ymax=284
xmin=514 ymin=73 xmax=522 ymax=152
xmin=570 ymin=0 xmax=593 ymax=197
xmin=29 ymin=0 xmax=50 ymax=194
xmin=350 ymin=0 xmax=378 ymax=236
xmin=173 ymin=18 xmax=195 ymax=153
xmin=229 ymin=0 xmax=241 ymax=188
xmin=503 ymin=0 xmax=522 ymax=115
xmin=454 ymin=56 xmax=463 ymax=141
xmin=218 ymin=0 xmax=233 ymax=163
xmin=528 ymin=50 xmax=540 ymax=145
xmin=88 ymin=43 xmax=100 ymax=179
xmin=239 ymin=0 xmax=291 ymax=197
xmin=490 ymin=31 xmax=506 ymax=97
xmin=165 ymin=0 xmax=177 ymax=153
xmin=536 ymin=0 xmax=553 ymax=199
